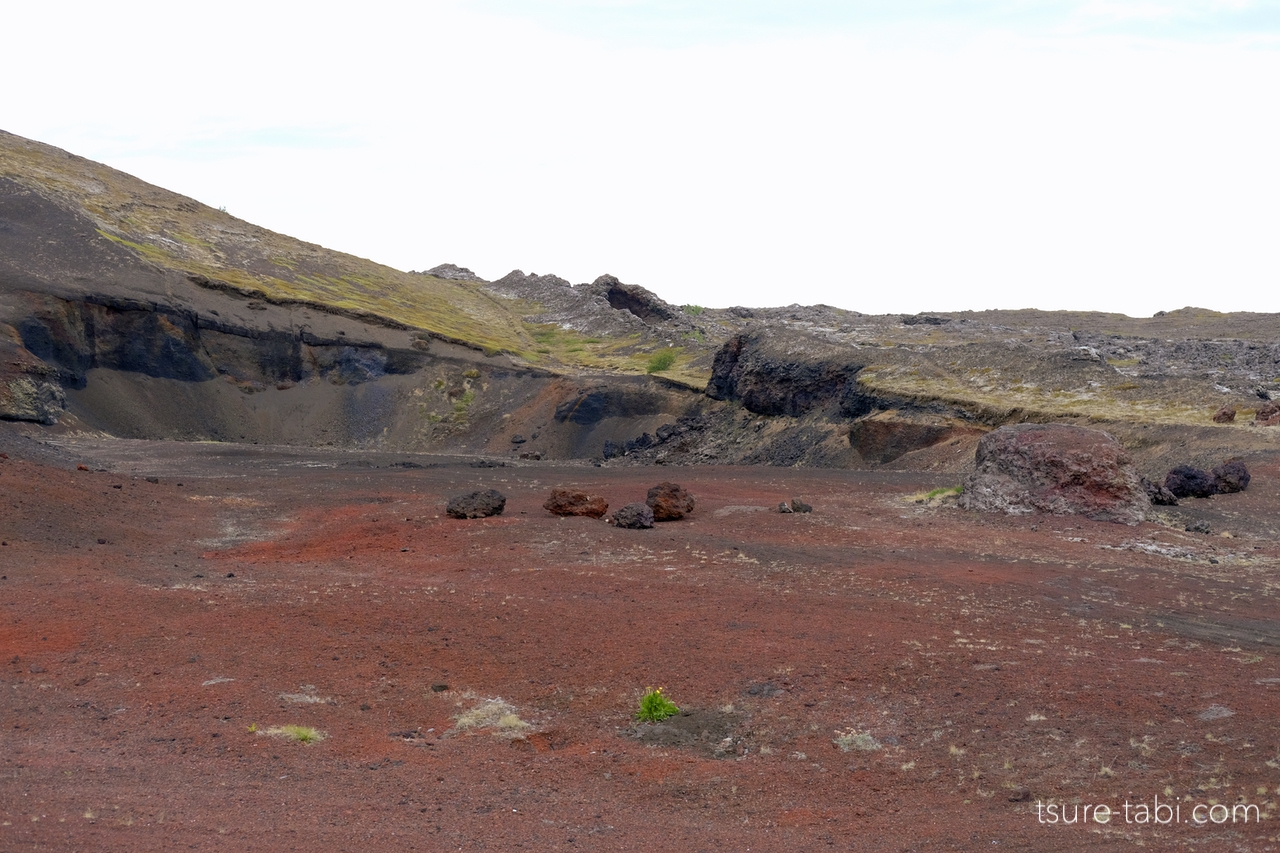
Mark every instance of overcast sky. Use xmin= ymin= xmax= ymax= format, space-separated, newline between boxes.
xmin=6 ymin=1 xmax=1279 ymax=316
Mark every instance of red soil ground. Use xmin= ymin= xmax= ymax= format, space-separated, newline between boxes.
xmin=3 ymin=431 xmax=1280 ymax=851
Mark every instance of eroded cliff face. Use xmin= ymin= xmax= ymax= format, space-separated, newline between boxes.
xmin=15 ymin=293 xmax=427 ymax=390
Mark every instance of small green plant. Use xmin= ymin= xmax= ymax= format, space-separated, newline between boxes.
xmin=681 ymin=304 xmax=704 ymax=316
xmin=453 ymin=389 xmax=475 ymax=413
xmin=462 ymin=368 xmax=480 ymax=379
xmin=646 ymin=349 xmax=679 ymax=374
xmin=636 ymin=687 xmax=679 ymax=722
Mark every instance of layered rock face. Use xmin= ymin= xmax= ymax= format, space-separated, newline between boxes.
xmin=961 ymin=424 xmax=1149 ymax=524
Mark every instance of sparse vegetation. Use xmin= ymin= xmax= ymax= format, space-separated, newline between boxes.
xmin=261 ymin=724 xmax=326 ymax=744
xmin=681 ymin=305 xmax=704 ymax=316
xmin=454 ymin=698 xmax=531 ymax=738
xmin=834 ymin=729 xmax=881 ymax=752
xmin=635 ymin=687 xmax=679 ymax=722
xmin=646 ymin=349 xmax=679 ymax=374
xmin=908 ymin=485 xmax=964 ymax=504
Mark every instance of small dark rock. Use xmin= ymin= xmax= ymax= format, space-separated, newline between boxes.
xmin=543 ymin=488 xmax=608 ymax=519
xmin=612 ymin=502 xmax=654 ymax=529
xmin=510 ymin=434 xmax=527 ymax=444
xmin=1186 ymin=520 xmax=1213 ymax=534
xmin=430 ymin=683 xmax=449 ymax=693
xmin=778 ymin=502 xmax=793 ymax=514
xmin=646 ymin=482 xmax=695 ymax=521
xmin=789 ymin=499 xmax=813 ymax=513
xmin=97 ymin=538 xmax=107 ymax=545
xmin=1165 ymin=466 xmax=1217 ymax=499
xmin=901 ymin=314 xmax=950 ymax=326
xmin=145 ymin=477 xmax=159 ymax=484
xmin=1008 ymin=787 xmax=1032 ymax=802
xmin=446 ymin=489 xmax=506 ymax=519
xmin=1141 ymin=476 xmax=1178 ymax=506
xmin=602 ymin=440 xmax=622 ymax=460
xmin=1212 ymin=458 xmax=1250 ymax=493
xmin=519 ymin=451 xmax=543 ymax=461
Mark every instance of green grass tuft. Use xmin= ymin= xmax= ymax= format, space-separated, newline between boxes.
xmin=635 ymin=687 xmax=679 ymax=722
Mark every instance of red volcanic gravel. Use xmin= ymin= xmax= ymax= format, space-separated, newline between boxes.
xmin=3 ymin=435 xmax=1280 ymax=851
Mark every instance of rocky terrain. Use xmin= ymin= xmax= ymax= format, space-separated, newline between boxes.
xmin=4 ymin=128 xmax=1280 ymax=851
xmin=5 ymin=128 xmax=1280 ymax=481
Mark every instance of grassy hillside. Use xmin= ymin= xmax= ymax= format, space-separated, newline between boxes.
xmin=0 ymin=130 xmax=534 ymax=355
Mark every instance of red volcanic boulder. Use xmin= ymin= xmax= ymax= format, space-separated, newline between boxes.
xmin=1212 ymin=405 xmax=1237 ymax=423
xmin=1212 ymin=458 xmax=1251 ymax=494
xmin=543 ymin=488 xmax=608 ymax=518
xmin=1255 ymin=401 xmax=1280 ymax=426
xmin=646 ymin=482 xmax=695 ymax=521
xmin=960 ymin=424 xmax=1148 ymax=524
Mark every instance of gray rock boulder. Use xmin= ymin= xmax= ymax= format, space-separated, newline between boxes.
xmin=446 ymin=488 xmax=506 ymax=519
xmin=613 ymin=502 xmax=654 ymax=529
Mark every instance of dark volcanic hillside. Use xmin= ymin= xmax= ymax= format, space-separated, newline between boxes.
xmin=3 ymin=128 xmax=1280 ymax=476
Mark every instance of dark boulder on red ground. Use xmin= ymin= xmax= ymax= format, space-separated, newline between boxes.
xmin=1164 ymin=466 xmax=1217 ymax=499
xmin=446 ymin=489 xmax=506 ymax=519
xmin=612 ymin=502 xmax=654 ymax=529
xmin=1212 ymin=458 xmax=1251 ymax=494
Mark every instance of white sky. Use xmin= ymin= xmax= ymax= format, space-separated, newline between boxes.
xmin=5 ymin=1 xmax=1279 ymax=316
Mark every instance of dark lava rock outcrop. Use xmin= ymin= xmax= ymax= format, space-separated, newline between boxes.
xmin=960 ymin=424 xmax=1148 ymax=524
xmin=646 ymin=482 xmax=695 ymax=521
xmin=543 ymin=488 xmax=608 ymax=519
xmin=706 ymin=332 xmax=869 ymax=418
xmin=446 ymin=489 xmax=507 ymax=519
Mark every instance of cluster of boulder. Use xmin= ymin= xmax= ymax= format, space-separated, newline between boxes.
xmin=1213 ymin=401 xmax=1280 ymax=426
xmin=446 ymin=482 xmax=698 ymax=529
xmin=557 ymin=482 xmax=696 ymax=530
xmin=444 ymin=482 xmax=695 ymax=528
xmin=1146 ymin=459 xmax=1250 ymax=505
xmin=543 ymin=482 xmax=696 ymax=529
xmin=961 ymin=423 xmax=1252 ymax=525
